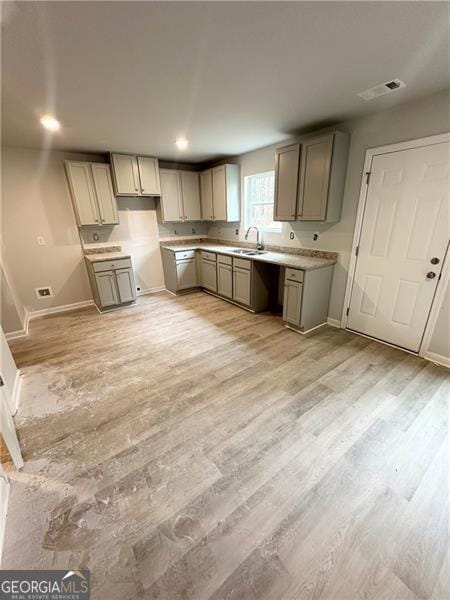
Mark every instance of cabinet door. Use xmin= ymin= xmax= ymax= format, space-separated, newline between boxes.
xmin=176 ymin=259 xmax=198 ymax=289
xmin=137 ymin=156 xmax=161 ymax=196
xmin=95 ymin=271 xmax=119 ymax=307
xmin=274 ymin=144 xmax=300 ymax=221
xmin=116 ymin=268 xmax=136 ymax=303
xmin=180 ymin=171 xmax=201 ymax=221
xmin=297 ymin=134 xmax=333 ymax=221
xmin=91 ymin=163 xmax=119 ymax=225
xmin=65 ymin=161 xmax=100 ymax=225
xmin=200 ymin=259 xmax=217 ymax=292
xmin=160 ymin=170 xmax=183 ymax=222
xmin=200 ymin=170 xmax=214 ymax=221
xmin=283 ymin=280 xmax=303 ymax=326
xmin=217 ymin=263 xmax=233 ymax=299
xmin=111 ymin=154 xmax=140 ymax=195
xmin=212 ymin=165 xmax=227 ymax=221
xmin=233 ymin=267 xmax=251 ymax=306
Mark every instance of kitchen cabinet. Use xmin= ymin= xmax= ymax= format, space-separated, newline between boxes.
xmin=283 ymin=280 xmax=303 ymax=326
xmin=161 ymin=248 xmax=199 ymax=293
xmin=274 ymin=131 xmax=349 ymax=223
xmin=200 ymin=170 xmax=214 ymax=220
xmin=85 ymin=256 xmax=136 ymax=311
xmin=95 ymin=271 xmax=120 ymax=307
xmin=201 ymin=164 xmax=240 ymax=222
xmin=217 ymin=261 xmax=233 ymax=299
xmin=160 ymin=170 xmax=201 ymax=222
xmin=176 ymin=259 xmax=198 ymax=290
xmin=199 ymin=253 xmax=217 ymax=292
xmin=274 ymin=144 xmax=300 ymax=221
xmin=233 ymin=266 xmax=251 ymax=306
xmin=110 ymin=153 xmax=161 ymax=196
xmin=65 ymin=161 xmax=119 ymax=226
xmin=282 ymin=265 xmax=334 ymax=332
xmin=181 ymin=171 xmax=202 ymax=221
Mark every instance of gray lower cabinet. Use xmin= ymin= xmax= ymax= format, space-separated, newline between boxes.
xmin=200 ymin=258 xmax=217 ymax=292
xmin=232 ymin=266 xmax=251 ymax=306
xmin=283 ymin=280 xmax=303 ymax=325
xmin=95 ymin=271 xmax=120 ymax=307
xmin=217 ymin=262 xmax=233 ymax=299
xmin=176 ymin=259 xmax=198 ymax=290
xmin=282 ymin=265 xmax=333 ymax=332
xmin=87 ymin=257 xmax=137 ymax=311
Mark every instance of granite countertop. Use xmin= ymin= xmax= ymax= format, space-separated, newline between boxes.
xmin=161 ymin=243 xmax=336 ymax=271
xmin=84 ymin=252 xmax=131 ymax=263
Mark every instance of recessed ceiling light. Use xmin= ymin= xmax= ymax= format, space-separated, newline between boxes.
xmin=175 ymin=137 xmax=189 ymax=150
xmin=40 ymin=115 xmax=61 ymax=131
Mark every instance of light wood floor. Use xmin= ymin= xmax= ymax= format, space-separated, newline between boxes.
xmin=3 ymin=291 xmax=449 ymax=600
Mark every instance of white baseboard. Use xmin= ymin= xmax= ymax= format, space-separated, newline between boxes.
xmin=5 ymin=328 xmax=27 ymax=341
xmin=137 ymin=286 xmax=166 ymax=296
xmin=0 ymin=470 xmax=10 ymax=567
xmin=327 ymin=317 xmax=341 ymax=328
xmin=423 ymin=351 xmax=450 ymax=368
xmin=27 ymin=300 xmax=94 ymax=320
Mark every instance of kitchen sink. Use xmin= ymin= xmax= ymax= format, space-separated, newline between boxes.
xmin=232 ymin=249 xmax=268 ymax=256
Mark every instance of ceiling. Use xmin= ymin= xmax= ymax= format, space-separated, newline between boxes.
xmin=1 ymin=1 xmax=449 ymax=163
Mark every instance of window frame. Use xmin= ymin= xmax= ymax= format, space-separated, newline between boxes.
xmin=243 ymin=170 xmax=282 ymax=233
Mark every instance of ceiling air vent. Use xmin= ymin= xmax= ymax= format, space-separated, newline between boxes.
xmin=357 ymin=79 xmax=406 ymax=101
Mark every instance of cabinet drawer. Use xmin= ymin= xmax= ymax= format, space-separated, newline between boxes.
xmin=199 ymin=250 xmax=216 ymax=262
xmin=217 ymin=254 xmax=232 ymax=265
xmin=92 ymin=258 xmax=132 ymax=272
xmin=285 ymin=267 xmax=304 ymax=283
xmin=175 ymin=250 xmax=195 ymax=261
xmin=233 ymin=257 xmax=251 ymax=271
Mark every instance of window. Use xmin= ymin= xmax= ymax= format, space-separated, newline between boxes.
xmin=244 ymin=171 xmax=281 ymax=232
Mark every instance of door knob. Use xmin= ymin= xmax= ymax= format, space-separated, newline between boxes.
xmin=426 ymin=272 xmax=436 ymax=279
xmin=431 ymin=257 xmax=440 ymax=265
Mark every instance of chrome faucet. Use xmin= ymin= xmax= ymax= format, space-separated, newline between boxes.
xmin=245 ymin=226 xmax=263 ymax=251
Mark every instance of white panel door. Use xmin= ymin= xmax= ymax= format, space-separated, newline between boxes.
xmin=347 ymin=141 xmax=449 ymax=352
xmin=91 ymin=164 xmax=119 ymax=225
xmin=111 ymin=154 xmax=140 ymax=195
xmin=65 ymin=161 xmax=100 ymax=225
xmin=137 ymin=156 xmax=161 ymax=196
xmin=180 ymin=172 xmax=201 ymax=221
xmin=160 ymin=170 xmax=183 ymax=222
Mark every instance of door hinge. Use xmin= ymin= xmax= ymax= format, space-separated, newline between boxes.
xmin=346 ymin=307 xmax=350 ymax=316
xmin=355 ymin=245 xmax=359 ymax=257
xmin=365 ymin=172 xmax=371 ymax=185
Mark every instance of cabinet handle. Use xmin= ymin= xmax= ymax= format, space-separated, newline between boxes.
xmin=94 ymin=218 xmax=99 ymax=222
xmin=101 ymin=219 xmax=105 ymax=223
xmin=426 ymin=272 xmax=436 ymax=279
xmin=431 ymin=257 xmax=440 ymax=265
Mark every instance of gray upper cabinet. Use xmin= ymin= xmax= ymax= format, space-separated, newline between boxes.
xmin=160 ymin=169 xmax=183 ymax=222
xmin=65 ymin=161 xmax=119 ymax=226
xmin=160 ymin=170 xmax=201 ymax=222
xmin=274 ymin=144 xmax=300 ymax=221
xmin=200 ymin=170 xmax=214 ymax=221
xmin=201 ymin=164 xmax=240 ymax=222
xmin=110 ymin=153 xmax=160 ymax=196
xmin=274 ymin=131 xmax=349 ymax=223
xmin=180 ymin=171 xmax=202 ymax=221
xmin=137 ymin=156 xmax=161 ymax=196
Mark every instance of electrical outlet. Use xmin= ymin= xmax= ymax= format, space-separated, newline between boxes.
xmin=235 ymin=228 xmax=239 ymax=236
xmin=289 ymin=232 xmax=294 ymax=240
xmin=36 ymin=236 xmax=45 ymax=246
xmin=35 ymin=286 xmax=53 ymax=299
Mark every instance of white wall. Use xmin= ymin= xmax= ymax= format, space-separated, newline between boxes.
xmin=208 ymin=89 xmax=450 ymax=356
xmin=1 ymin=148 xmax=94 ymax=316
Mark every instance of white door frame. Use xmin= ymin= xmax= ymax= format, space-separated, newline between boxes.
xmin=341 ymin=132 xmax=450 ymax=361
